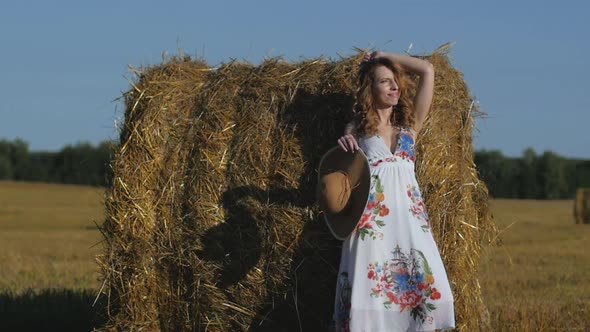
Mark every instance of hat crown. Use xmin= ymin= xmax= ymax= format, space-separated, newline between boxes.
xmin=319 ymin=171 xmax=351 ymax=214
xmin=317 ymin=147 xmax=371 ymax=240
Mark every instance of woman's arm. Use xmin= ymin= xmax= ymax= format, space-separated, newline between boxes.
xmin=374 ymin=52 xmax=435 ymax=135
xmin=344 ymin=120 xmax=357 ymax=136
xmin=338 ymin=120 xmax=360 ymax=152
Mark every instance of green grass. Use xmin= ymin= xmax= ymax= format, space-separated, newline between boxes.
xmin=1 ymin=181 xmax=589 ymax=331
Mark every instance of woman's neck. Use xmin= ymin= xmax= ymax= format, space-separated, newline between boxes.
xmin=376 ymin=107 xmax=394 ymax=127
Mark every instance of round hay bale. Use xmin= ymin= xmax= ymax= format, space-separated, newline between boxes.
xmin=96 ymin=48 xmax=497 ymax=331
xmin=574 ymin=188 xmax=590 ymax=224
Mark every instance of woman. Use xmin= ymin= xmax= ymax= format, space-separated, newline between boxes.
xmin=332 ymin=51 xmax=455 ymax=331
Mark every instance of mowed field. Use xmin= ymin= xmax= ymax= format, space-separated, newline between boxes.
xmin=0 ymin=181 xmax=104 ymax=292
xmin=1 ymin=181 xmax=589 ymax=331
xmin=0 ymin=181 xmax=106 ymax=330
xmin=481 ymin=199 xmax=590 ymax=331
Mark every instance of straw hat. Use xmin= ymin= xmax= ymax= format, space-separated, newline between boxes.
xmin=317 ymin=146 xmax=371 ymax=240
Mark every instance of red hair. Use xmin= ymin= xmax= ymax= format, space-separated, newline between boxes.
xmin=351 ymin=57 xmax=415 ymax=136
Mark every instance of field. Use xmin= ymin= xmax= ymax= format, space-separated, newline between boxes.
xmin=481 ymin=199 xmax=590 ymax=330
xmin=0 ymin=181 xmax=105 ymax=330
xmin=1 ymin=181 xmax=589 ymax=331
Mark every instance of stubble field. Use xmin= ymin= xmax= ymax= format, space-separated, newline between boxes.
xmin=0 ymin=181 xmax=588 ymax=331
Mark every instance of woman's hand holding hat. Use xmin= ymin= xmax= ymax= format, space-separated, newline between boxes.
xmin=317 ymin=146 xmax=371 ymax=240
xmin=338 ymin=134 xmax=360 ymax=153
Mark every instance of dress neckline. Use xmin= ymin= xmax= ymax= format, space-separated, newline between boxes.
xmin=375 ymin=127 xmax=404 ymax=155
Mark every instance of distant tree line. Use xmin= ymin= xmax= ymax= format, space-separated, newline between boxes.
xmin=0 ymin=138 xmax=589 ymax=198
xmin=0 ymin=139 xmax=115 ymax=187
xmin=475 ymin=148 xmax=590 ymax=199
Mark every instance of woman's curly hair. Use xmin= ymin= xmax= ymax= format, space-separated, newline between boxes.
xmin=351 ymin=57 xmax=415 ymax=137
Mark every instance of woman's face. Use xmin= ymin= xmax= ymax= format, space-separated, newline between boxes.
xmin=371 ymin=65 xmax=400 ymax=109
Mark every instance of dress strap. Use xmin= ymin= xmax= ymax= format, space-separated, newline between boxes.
xmin=402 ymin=127 xmax=416 ymax=139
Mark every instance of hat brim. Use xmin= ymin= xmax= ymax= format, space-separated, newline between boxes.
xmin=317 ymin=146 xmax=371 ymax=240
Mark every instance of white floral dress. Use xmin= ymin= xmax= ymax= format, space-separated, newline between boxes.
xmin=332 ymin=127 xmax=455 ymax=332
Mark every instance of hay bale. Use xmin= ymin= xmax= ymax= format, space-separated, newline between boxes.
xmin=574 ymin=188 xmax=590 ymax=224
xmin=96 ymin=47 xmax=497 ymax=331
xmin=415 ymin=51 xmax=498 ymax=330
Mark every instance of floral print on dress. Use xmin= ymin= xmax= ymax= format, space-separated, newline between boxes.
xmin=335 ymin=272 xmax=352 ymax=332
xmin=394 ymin=129 xmax=416 ymax=162
xmin=367 ymin=245 xmax=441 ymax=325
xmin=407 ymin=184 xmax=431 ymax=232
xmin=332 ymin=129 xmax=455 ymax=330
xmin=368 ymin=128 xmax=415 ymax=166
xmin=370 ymin=157 xmax=395 ymax=167
xmin=356 ymin=174 xmax=389 ymax=240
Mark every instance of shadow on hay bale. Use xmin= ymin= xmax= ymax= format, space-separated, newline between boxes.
xmin=95 ymin=48 xmax=498 ymax=332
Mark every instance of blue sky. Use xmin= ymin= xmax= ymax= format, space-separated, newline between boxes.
xmin=1 ymin=0 xmax=588 ymax=158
